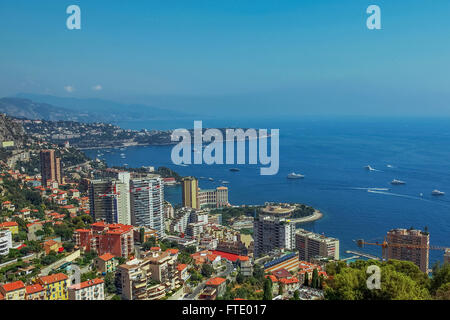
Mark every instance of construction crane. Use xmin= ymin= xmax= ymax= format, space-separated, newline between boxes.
xmin=355 ymin=238 xmax=449 ymax=261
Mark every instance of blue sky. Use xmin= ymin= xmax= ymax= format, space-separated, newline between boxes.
xmin=1 ymin=0 xmax=450 ymax=116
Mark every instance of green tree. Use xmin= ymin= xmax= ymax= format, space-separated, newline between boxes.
xmin=304 ymin=272 xmax=309 ymax=286
xmin=293 ymin=290 xmax=300 ymax=300
xmin=104 ymin=272 xmax=117 ymax=294
xmin=263 ymin=278 xmax=273 ymax=300
xmin=312 ymin=269 xmax=319 ymax=288
xmin=430 ymin=262 xmax=450 ymax=294
xmin=236 ymin=272 xmax=245 ymax=284
xmin=201 ymin=263 xmax=214 ymax=278
xmin=278 ymin=283 xmax=284 ymax=296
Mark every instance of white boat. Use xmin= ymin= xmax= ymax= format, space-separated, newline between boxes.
xmin=432 ymin=190 xmax=445 ymax=196
xmin=221 ymin=181 xmax=230 ymax=184
xmin=287 ymin=172 xmax=305 ymax=179
xmin=365 ymin=165 xmax=376 ymax=171
xmin=387 ymin=164 xmax=394 ymax=168
xmin=391 ymin=179 xmax=406 ymax=185
xmin=208 ymin=178 xmax=214 ymax=181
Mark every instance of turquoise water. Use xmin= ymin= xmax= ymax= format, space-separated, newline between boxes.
xmin=85 ymin=117 xmax=450 ymax=265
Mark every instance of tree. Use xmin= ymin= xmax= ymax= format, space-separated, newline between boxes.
xmin=430 ymin=262 xmax=450 ymax=295
xmin=63 ymin=241 xmax=75 ymax=252
xmin=434 ymin=283 xmax=450 ymax=300
xmin=312 ymin=269 xmax=319 ymax=288
xmin=253 ymin=264 xmax=264 ymax=283
xmin=236 ymin=272 xmax=245 ymax=284
xmin=104 ymin=272 xmax=117 ymax=294
xmin=278 ymin=283 xmax=284 ymax=296
xmin=142 ymin=237 xmax=157 ymax=251
xmin=324 ymin=260 xmax=431 ymax=300
xmin=303 ymin=272 xmax=309 ymax=286
xmin=293 ymin=290 xmax=300 ymax=300
xmin=201 ymin=263 xmax=214 ymax=278
xmin=263 ymin=278 xmax=273 ymax=300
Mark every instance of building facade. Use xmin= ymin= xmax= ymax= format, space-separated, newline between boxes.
xmin=295 ymin=228 xmax=340 ymax=262
xmin=182 ymin=177 xmax=199 ymax=209
xmin=0 ymin=229 xmax=12 ymax=256
xmin=68 ymin=278 xmax=105 ymax=300
xmin=253 ymin=215 xmax=295 ymax=257
xmin=74 ymin=222 xmax=134 ymax=258
xmin=130 ymin=177 xmax=164 ymax=237
xmin=40 ymin=149 xmax=62 ymax=186
xmin=37 ymin=273 xmax=69 ymax=300
xmin=386 ymin=228 xmax=430 ymax=273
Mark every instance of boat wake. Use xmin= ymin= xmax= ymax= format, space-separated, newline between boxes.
xmin=367 ymin=190 xmax=450 ymax=208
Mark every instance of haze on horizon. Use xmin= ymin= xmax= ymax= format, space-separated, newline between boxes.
xmin=1 ymin=0 xmax=450 ymax=118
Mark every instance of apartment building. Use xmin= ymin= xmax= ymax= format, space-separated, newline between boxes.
xmin=130 ymin=177 xmax=165 ymax=237
xmin=0 ymin=281 xmax=26 ymax=300
xmin=40 ymin=149 xmax=62 ymax=186
xmin=386 ymin=228 xmax=430 ymax=273
xmin=295 ymin=228 xmax=340 ymax=262
xmin=186 ymin=221 xmax=206 ymax=239
xmin=146 ymin=251 xmax=177 ymax=289
xmin=116 ymin=259 xmax=166 ymax=300
xmin=68 ymin=278 xmax=105 ymax=300
xmin=25 ymin=284 xmax=46 ymax=300
xmin=169 ymin=208 xmax=193 ymax=234
xmin=94 ymin=253 xmax=118 ymax=274
xmin=181 ymin=176 xmax=198 ymax=209
xmin=198 ymin=187 xmax=229 ymax=208
xmin=74 ymin=222 xmax=134 ymax=258
xmin=0 ymin=229 xmax=12 ymax=256
xmin=253 ymin=215 xmax=295 ymax=257
xmin=37 ymin=273 xmax=69 ymax=300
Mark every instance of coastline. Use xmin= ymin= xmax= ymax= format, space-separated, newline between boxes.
xmin=290 ymin=209 xmax=323 ymax=224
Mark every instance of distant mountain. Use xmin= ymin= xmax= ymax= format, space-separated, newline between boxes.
xmin=14 ymin=93 xmax=190 ymax=122
xmin=0 ymin=97 xmax=90 ymax=122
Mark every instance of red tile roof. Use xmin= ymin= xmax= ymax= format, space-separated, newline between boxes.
xmin=272 ymin=268 xmax=292 ymax=279
xmin=205 ymin=277 xmax=226 ymax=286
xmin=39 ymin=273 xmax=68 ymax=285
xmin=1 ymin=281 xmax=25 ymax=292
xmin=279 ymin=277 xmax=299 ymax=284
xmin=25 ymin=284 xmax=45 ymax=294
xmin=265 ymin=275 xmax=278 ymax=283
xmin=177 ymin=264 xmax=187 ymax=271
xmin=211 ymin=250 xmax=240 ymax=262
xmin=166 ymin=248 xmax=179 ymax=255
xmin=0 ymin=221 xmax=18 ymax=227
xmin=69 ymin=278 xmax=104 ymax=290
xmin=98 ymin=253 xmax=115 ymax=261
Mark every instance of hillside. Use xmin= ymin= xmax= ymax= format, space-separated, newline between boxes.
xmin=0 ymin=97 xmax=91 ymax=122
xmin=14 ymin=93 xmax=191 ymax=122
xmin=0 ymin=113 xmax=28 ymax=148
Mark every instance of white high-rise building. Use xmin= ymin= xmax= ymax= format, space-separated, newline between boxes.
xmin=130 ymin=177 xmax=165 ymax=237
xmin=0 ymin=229 xmax=12 ymax=256
xmin=116 ymin=172 xmax=132 ymax=225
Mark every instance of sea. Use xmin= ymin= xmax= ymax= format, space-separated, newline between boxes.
xmin=84 ymin=117 xmax=450 ymax=266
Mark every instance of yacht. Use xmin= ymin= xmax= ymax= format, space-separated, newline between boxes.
xmin=391 ymin=179 xmax=406 ymax=185
xmin=287 ymin=172 xmax=305 ymax=179
xmin=221 ymin=181 xmax=230 ymax=184
xmin=365 ymin=165 xmax=375 ymax=171
xmin=432 ymin=190 xmax=445 ymax=196
xmin=208 ymin=178 xmax=214 ymax=181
